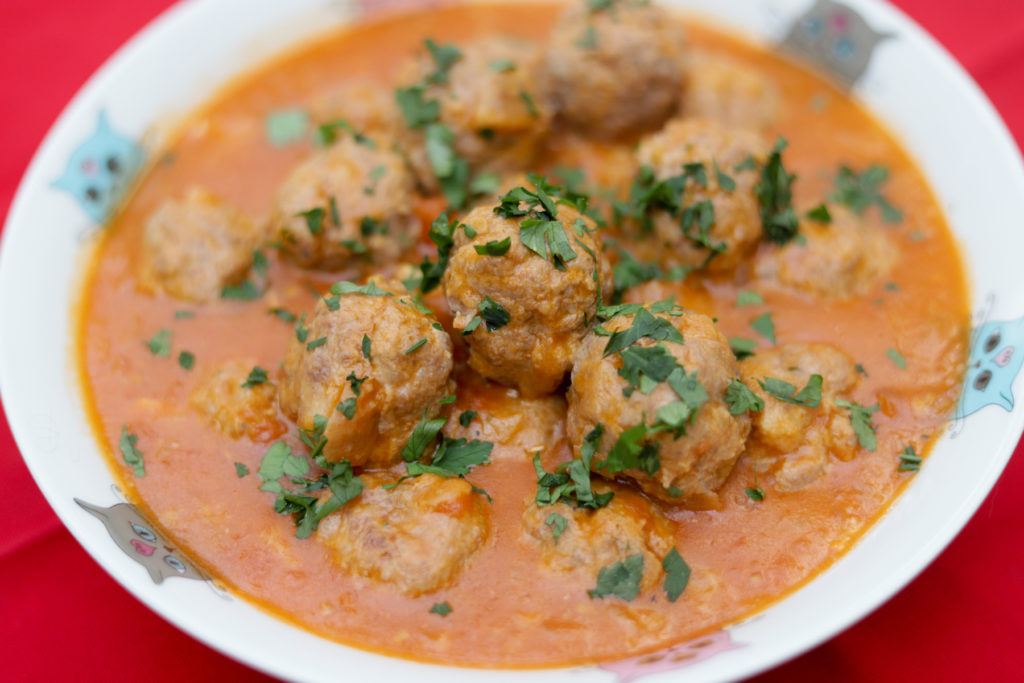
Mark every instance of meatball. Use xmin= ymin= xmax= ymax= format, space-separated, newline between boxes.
xmin=567 ymin=306 xmax=751 ymax=508
xmin=681 ymin=51 xmax=782 ymax=130
xmin=739 ymin=343 xmax=861 ymax=491
xmin=189 ymin=360 xmax=285 ymax=441
xmin=138 ymin=187 xmax=262 ymax=303
xmin=628 ymin=118 xmax=770 ymax=275
xmin=522 ymin=484 xmax=674 ymax=593
xmin=269 ymin=137 xmax=418 ymax=270
xmin=396 ymin=38 xmax=552 ymax=191
xmin=278 ymin=281 xmax=454 ymax=468
xmin=544 ymin=1 xmax=686 ymax=139
xmin=309 ymin=81 xmax=403 ymax=140
xmin=443 ymin=183 xmax=611 ymax=396
xmin=754 ymin=205 xmax=896 ymax=299
xmin=317 ymin=473 xmax=488 ymax=596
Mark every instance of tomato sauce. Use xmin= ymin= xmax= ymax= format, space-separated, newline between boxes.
xmin=77 ymin=2 xmax=970 ymax=667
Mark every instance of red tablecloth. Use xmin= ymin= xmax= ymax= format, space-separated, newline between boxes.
xmin=1 ymin=1 xmax=1022 ymax=681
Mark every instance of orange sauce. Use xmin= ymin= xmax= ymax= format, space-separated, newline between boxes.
xmin=77 ymin=2 xmax=969 ymax=668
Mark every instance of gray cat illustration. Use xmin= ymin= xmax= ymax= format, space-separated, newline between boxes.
xmin=781 ymin=0 xmax=894 ymax=87
xmin=76 ymin=498 xmax=210 ymax=584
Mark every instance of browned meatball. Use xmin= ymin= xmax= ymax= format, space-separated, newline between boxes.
xmin=189 ymin=360 xmax=285 ymax=441
xmin=269 ymin=137 xmax=418 ymax=270
xmin=138 ymin=187 xmax=263 ymax=302
xmin=317 ymin=473 xmax=488 ymax=596
xmin=739 ymin=343 xmax=862 ymax=491
xmin=521 ymin=484 xmax=674 ymax=593
xmin=681 ymin=51 xmax=782 ymax=130
xmin=754 ymin=205 xmax=896 ymax=299
xmin=544 ymin=1 xmax=686 ymax=139
xmin=627 ymin=118 xmax=770 ymax=275
xmin=443 ymin=182 xmax=611 ymax=396
xmin=278 ymin=281 xmax=454 ymax=468
xmin=396 ymin=38 xmax=552 ymax=192
xmin=567 ymin=305 xmax=751 ymax=508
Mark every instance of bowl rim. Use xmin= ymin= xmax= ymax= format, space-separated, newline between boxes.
xmin=2 ymin=0 xmax=1023 ymax=681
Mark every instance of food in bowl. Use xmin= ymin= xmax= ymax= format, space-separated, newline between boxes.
xmin=76 ymin=0 xmax=969 ymax=668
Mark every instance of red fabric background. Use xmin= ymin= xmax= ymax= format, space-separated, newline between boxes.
xmin=1 ymin=1 xmax=1022 ymax=681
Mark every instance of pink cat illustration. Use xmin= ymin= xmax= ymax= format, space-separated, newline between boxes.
xmin=599 ymin=630 xmax=743 ymax=683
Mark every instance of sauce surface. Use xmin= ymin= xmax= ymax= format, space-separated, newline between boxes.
xmin=78 ymin=2 xmax=969 ymax=667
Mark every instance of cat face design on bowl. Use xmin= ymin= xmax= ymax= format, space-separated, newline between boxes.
xmin=958 ymin=315 xmax=1024 ymax=418
xmin=598 ymin=630 xmax=743 ymax=682
xmin=51 ymin=110 xmax=143 ymax=224
xmin=75 ymin=498 xmax=209 ymax=584
xmin=781 ymin=0 xmax=894 ymax=86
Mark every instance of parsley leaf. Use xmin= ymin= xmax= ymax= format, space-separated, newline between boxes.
xmin=329 ymin=280 xmax=392 ymax=297
xmin=424 ymin=39 xmax=462 ymax=84
xmin=119 ymin=426 xmax=145 ymax=477
xmin=533 ymin=426 xmax=614 ymax=510
xmin=662 ymin=547 xmax=691 ymax=602
xmin=401 ymin=411 xmax=447 ymax=462
xmin=519 ymin=218 xmax=577 ymax=269
xmin=458 ymin=410 xmax=478 ymax=427
xmin=611 ymin=249 xmax=662 ymax=303
xmin=745 ymin=468 xmax=766 ymax=501
xmin=736 ymin=290 xmax=764 ymax=307
xmin=418 ymin=213 xmax=461 ymax=294
xmin=145 ymin=329 xmax=172 ymax=357
xmin=337 ymin=397 xmax=357 ymax=420
xmin=478 ymin=297 xmax=510 ymax=331
xmin=589 ymin=554 xmax=644 ymax=601
xmin=270 ymin=307 xmax=297 ymax=323
xmin=297 ymin=207 xmax=324 ymax=235
xmin=177 ymin=351 xmax=195 ymax=370
xmin=395 ymin=85 xmax=440 ymax=128
xmin=545 ymin=513 xmax=568 ymax=542
xmin=831 ymin=165 xmax=903 ymax=223
xmin=596 ymin=423 xmax=660 ymax=475
xmin=617 ymin=343 xmax=678 ymax=396
xmin=749 ymin=312 xmax=776 ymax=344
xmin=729 ymin=337 xmax=757 ymax=360
xmin=755 ymin=137 xmax=799 ymax=244
xmin=898 ymin=444 xmax=922 ymax=472
xmin=234 ymin=462 xmax=249 ymax=478
xmin=430 ymin=601 xmax=453 ymax=616
xmin=758 ymin=375 xmax=823 ymax=407
xmin=886 ymin=348 xmax=907 ymax=369
xmin=404 ymin=338 xmax=428 ymax=354
xmin=241 ymin=366 xmax=268 ymax=388
xmin=806 ymin=204 xmax=832 ymax=224
xmin=603 ymin=308 xmax=684 ymax=357
xmin=724 ymin=379 xmax=764 ymax=414
xmin=474 ymin=237 xmax=511 ymax=256
xmin=835 ymin=400 xmax=879 ymax=450
xmin=361 ymin=334 xmax=372 ymax=360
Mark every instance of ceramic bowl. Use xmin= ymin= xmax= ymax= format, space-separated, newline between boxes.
xmin=2 ymin=0 xmax=1023 ymax=680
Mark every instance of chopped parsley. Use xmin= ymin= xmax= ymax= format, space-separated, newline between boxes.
xmin=394 ymin=85 xmax=440 ymax=128
xmin=489 ymin=58 xmax=516 ymax=72
xmin=545 ymin=513 xmax=568 ymax=542
xmin=429 ymin=601 xmax=453 ymax=616
xmin=576 ymin=25 xmax=598 ymax=49
xmin=306 ymin=336 xmax=327 ymax=351
xmin=297 ymin=207 xmax=325 ymax=235
xmin=755 ymin=137 xmax=799 ymax=244
xmin=519 ymin=90 xmax=539 ymax=117
xmin=221 ymin=249 xmax=269 ymax=300
xmin=177 ymin=351 xmax=195 ymax=370
xmin=610 ymin=248 xmax=663 ymax=303
xmin=729 ymin=337 xmax=757 ymax=360
xmin=806 ymin=204 xmax=833 ymax=224
xmin=330 ymin=280 xmax=392 ymax=297
xmin=361 ymin=334 xmax=372 ymax=360
xmin=458 ymin=410 xmax=478 ymax=427
xmin=835 ymin=400 xmax=879 ymax=451
xmin=749 ymin=312 xmax=776 ymax=344
xmin=119 ymin=426 xmax=145 ymax=477
xmin=602 ymin=307 xmax=684 ymax=357
xmin=898 ymin=444 xmax=922 ymax=472
xmin=477 ymin=297 xmax=511 ymax=332
xmin=424 ymin=39 xmax=462 ymax=84
xmin=831 ymin=164 xmax=903 ymax=223
xmin=174 ymin=310 xmax=195 ymax=319
xmin=617 ymin=343 xmax=679 ymax=396
xmin=736 ymin=290 xmax=764 ymax=307
xmin=758 ymin=375 xmax=823 ymax=408
xmin=589 ymin=554 xmax=643 ymax=601
xmin=495 ymin=176 xmax=586 ymax=270
xmin=234 ymin=462 xmax=249 ymax=478
xmin=346 ymin=372 xmax=367 ymax=396
xmin=404 ymin=338 xmax=428 ymax=354
xmin=597 ymin=423 xmax=660 ymax=475
xmin=400 ymin=411 xmax=448 ymax=463
xmin=744 ymin=468 xmax=765 ymax=501
xmin=145 ymin=329 xmax=172 ymax=357
xmin=418 ymin=213 xmax=461 ymax=294
xmin=474 ymin=237 xmax=512 ymax=256
xmin=313 ymin=118 xmax=376 ymax=148
xmin=241 ymin=366 xmax=268 ymax=388
xmin=724 ymin=379 xmax=764 ymax=415
xmin=270 ymin=307 xmax=297 ymax=323
xmin=886 ymin=347 xmax=907 ymax=369
xmin=337 ymin=397 xmax=357 ymax=420
xmin=533 ymin=425 xmax=614 ymax=509
xmin=662 ymin=547 xmax=691 ymax=602
xmin=295 ymin=313 xmax=310 ymax=343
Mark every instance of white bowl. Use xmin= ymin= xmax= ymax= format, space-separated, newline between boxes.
xmin=2 ymin=0 xmax=1023 ymax=681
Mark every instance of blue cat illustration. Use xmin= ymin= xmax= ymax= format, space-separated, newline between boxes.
xmin=76 ymin=498 xmax=209 ymax=584
xmin=52 ymin=111 xmax=144 ymax=223
xmin=781 ymin=0 xmax=893 ymax=87
xmin=958 ymin=316 xmax=1024 ymax=418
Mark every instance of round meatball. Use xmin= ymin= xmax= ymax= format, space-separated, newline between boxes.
xmin=544 ymin=1 xmax=686 ymax=139
xmin=397 ymin=38 xmax=552 ymax=191
xmin=567 ymin=306 xmax=751 ymax=508
xmin=521 ymin=484 xmax=674 ymax=594
xmin=739 ymin=343 xmax=861 ymax=491
xmin=628 ymin=118 xmax=770 ymax=275
xmin=269 ymin=137 xmax=418 ymax=270
xmin=278 ymin=281 xmax=454 ymax=468
xmin=189 ymin=360 xmax=285 ymax=441
xmin=754 ymin=205 xmax=896 ymax=299
xmin=138 ymin=187 xmax=263 ymax=303
xmin=317 ymin=473 xmax=488 ymax=596
xmin=443 ymin=188 xmax=611 ymax=396
xmin=681 ymin=51 xmax=782 ymax=130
